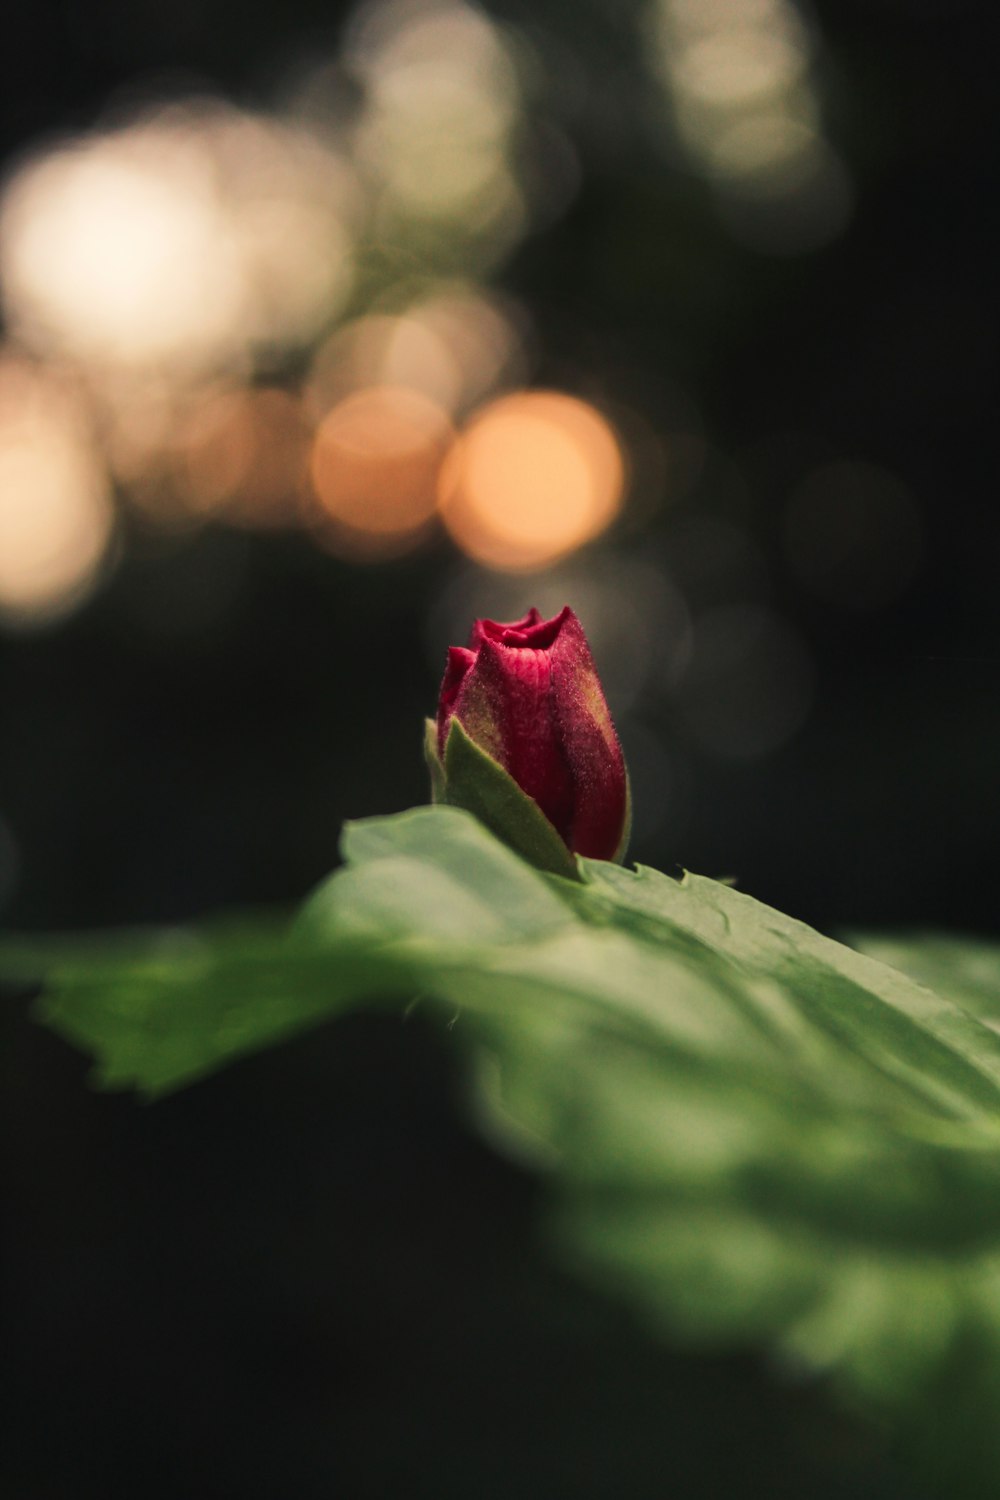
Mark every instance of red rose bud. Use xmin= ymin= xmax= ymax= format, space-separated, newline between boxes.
xmin=431 ymin=605 xmax=630 ymax=866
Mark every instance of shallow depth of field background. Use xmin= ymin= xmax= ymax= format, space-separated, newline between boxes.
xmin=1 ymin=1 xmax=995 ymax=1495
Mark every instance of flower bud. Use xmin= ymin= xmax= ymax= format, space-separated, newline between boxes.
xmin=429 ymin=606 xmax=630 ymax=868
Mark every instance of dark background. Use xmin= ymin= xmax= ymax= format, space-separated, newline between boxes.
xmin=1 ymin=0 xmax=995 ymax=1494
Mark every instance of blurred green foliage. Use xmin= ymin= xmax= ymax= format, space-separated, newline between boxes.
xmin=11 ymin=804 xmax=1000 ymax=1494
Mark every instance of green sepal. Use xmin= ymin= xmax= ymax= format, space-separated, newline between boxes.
xmin=441 ymin=717 xmax=581 ymax=882
xmin=612 ymin=770 xmax=632 ymax=866
xmin=423 ymin=717 xmax=447 ymax=804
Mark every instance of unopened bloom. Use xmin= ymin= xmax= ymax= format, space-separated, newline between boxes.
xmin=434 ymin=606 xmax=629 ymax=863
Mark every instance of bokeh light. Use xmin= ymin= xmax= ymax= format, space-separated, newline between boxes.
xmin=167 ymin=386 xmax=310 ymax=529
xmin=711 ymin=124 xmax=853 ymax=255
xmin=305 ymin=287 xmax=525 ymax=419
xmin=647 ymin=0 xmax=852 ymax=253
xmin=309 ymin=384 xmax=453 ymax=558
xmin=0 ymin=0 xmax=593 ymax=620
xmin=437 ymin=390 xmax=626 ymax=571
xmin=671 ymin=23 xmax=809 ymax=109
xmin=0 ymin=355 xmax=115 ymax=625
xmin=346 ymin=0 xmax=526 ymax=254
xmin=0 ymin=0 xmax=867 ymax=645
xmin=0 ymin=103 xmax=358 ymax=378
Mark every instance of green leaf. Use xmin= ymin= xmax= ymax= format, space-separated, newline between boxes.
xmin=301 ymin=817 xmax=1000 ymax=1491
xmin=8 ymin=918 xmax=411 ymax=1098
xmin=9 ymin=805 xmax=1000 ymax=1488
xmin=850 ymin=931 xmax=1000 ymax=1026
